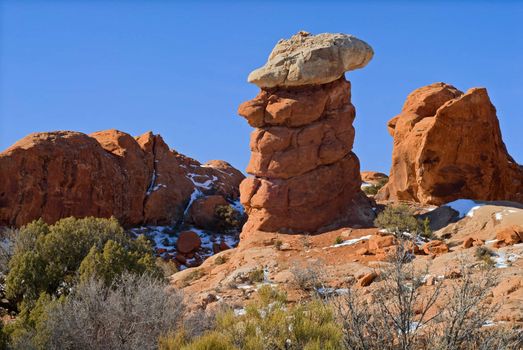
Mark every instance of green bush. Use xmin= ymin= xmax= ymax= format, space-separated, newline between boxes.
xmin=362 ymin=178 xmax=388 ymax=196
xmin=214 ymin=205 xmax=244 ymax=233
xmin=167 ymin=285 xmax=342 ymax=350
xmin=374 ymin=204 xmax=418 ymax=235
xmin=5 ymin=217 xmax=159 ymax=304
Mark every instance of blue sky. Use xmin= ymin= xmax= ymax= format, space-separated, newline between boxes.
xmin=1 ymin=1 xmax=522 ymax=174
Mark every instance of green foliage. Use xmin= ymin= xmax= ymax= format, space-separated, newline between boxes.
xmin=374 ymin=204 xmax=419 ymax=234
xmin=214 ymin=205 xmax=244 ymax=233
xmin=79 ymin=239 xmax=160 ymax=286
xmin=5 ymin=217 xmax=159 ymax=305
xmin=362 ymin=178 xmax=388 ymax=196
xmin=334 ymin=236 xmax=344 ymax=245
xmin=247 ymin=267 xmax=264 ymax=283
xmin=181 ymin=332 xmax=236 ymax=350
xmin=419 ymin=217 xmax=433 ymax=239
xmin=0 ymin=320 xmax=7 ymax=350
xmin=474 ymin=246 xmax=496 ymax=268
xmin=4 ymin=292 xmax=62 ymax=350
xmin=214 ymin=254 xmax=228 ymax=265
xmin=175 ymin=285 xmax=343 ymax=350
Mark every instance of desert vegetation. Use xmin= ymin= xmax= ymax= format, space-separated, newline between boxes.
xmin=1 ymin=218 xmax=522 ymax=349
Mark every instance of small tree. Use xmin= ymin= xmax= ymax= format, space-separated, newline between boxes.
xmin=374 ymin=204 xmax=419 ymax=235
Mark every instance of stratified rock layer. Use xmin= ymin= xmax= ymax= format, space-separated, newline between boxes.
xmin=239 ymin=76 xmax=374 ymax=233
xmin=378 ymin=83 xmax=523 ymax=205
xmin=0 ymin=129 xmax=244 ymax=227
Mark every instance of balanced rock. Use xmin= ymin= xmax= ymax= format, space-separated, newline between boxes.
xmin=238 ymin=32 xmax=375 ymax=234
xmin=377 ymin=83 xmax=523 ymax=205
xmin=0 ymin=130 xmax=244 ymax=227
xmin=248 ymin=31 xmax=373 ymax=88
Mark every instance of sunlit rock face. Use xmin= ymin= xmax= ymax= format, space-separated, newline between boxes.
xmin=377 ymin=82 xmax=523 ymax=205
xmin=238 ymin=32 xmax=375 ymax=234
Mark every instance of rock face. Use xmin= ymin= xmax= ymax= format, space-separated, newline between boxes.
xmin=378 ymin=83 xmax=523 ymax=205
xmin=361 ymin=171 xmax=388 ymax=185
xmin=238 ymin=32 xmax=375 ymax=234
xmin=0 ymin=130 xmax=244 ymax=227
xmin=248 ymin=31 xmax=373 ymax=89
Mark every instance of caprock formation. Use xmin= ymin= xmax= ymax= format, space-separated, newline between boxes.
xmin=238 ymin=31 xmax=375 ymax=234
xmin=377 ymin=83 xmax=523 ymax=205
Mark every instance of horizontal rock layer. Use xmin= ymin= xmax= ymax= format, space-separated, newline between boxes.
xmin=239 ymin=77 xmax=374 ymax=233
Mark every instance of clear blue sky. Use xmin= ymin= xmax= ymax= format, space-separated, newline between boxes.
xmin=1 ymin=1 xmax=522 ymax=174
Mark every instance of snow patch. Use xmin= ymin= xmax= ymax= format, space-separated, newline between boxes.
xmin=494 ymin=251 xmax=520 ymax=268
xmin=443 ymin=199 xmax=484 ymax=218
xmin=330 ymin=235 xmax=372 ymax=248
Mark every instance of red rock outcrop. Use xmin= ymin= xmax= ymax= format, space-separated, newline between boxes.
xmin=0 ymin=129 xmax=244 ymax=227
xmin=238 ymin=32 xmax=375 ymax=234
xmin=378 ymin=83 xmax=523 ymax=205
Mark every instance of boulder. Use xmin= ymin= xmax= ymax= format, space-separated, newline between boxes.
xmin=238 ymin=32 xmax=375 ymax=234
xmin=422 ymin=240 xmax=449 ymax=256
xmin=377 ymin=83 xmax=523 ymax=205
xmin=177 ymin=231 xmax=202 ymax=254
xmin=496 ymin=225 xmax=523 ymax=246
xmin=0 ymin=130 xmax=244 ymax=227
xmin=248 ymin=31 xmax=373 ymax=88
xmin=361 ymin=171 xmax=388 ymax=185
xmin=368 ymin=235 xmax=397 ymax=252
xmin=462 ymin=236 xmax=484 ymax=249
xmin=188 ymin=195 xmax=229 ymax=230
xmin=359 ymin=271 xmax=378 ymax=287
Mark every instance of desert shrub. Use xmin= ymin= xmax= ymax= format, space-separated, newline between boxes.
xmin=182 ymin=268 xmax=205 ymax=287
xmin=374 ymin=204 xmax=418 ymax=235
xmin=247 ymin=267 xmax=265 ymax=283
xmin=0 ymin=227 xmax=18 ymax=274
xmin=214 ymin=254 xmax=228 ymax=265
xmin=474 ymin=246 xmax=496 ymax=268
xmin=78 ymin=239 xmax=160 ymax=285
xmin=177 ymin=285 xmax=342 ymax=350
xmin=39 ymin=273 xmax=183 ymax=350
xmin=331 ymin=247 xmax=521 ymax=350
xmin=334 ymin=236 xmax=344 ymax=245
xmin=290 ymin=262 xmax=326 ymax=292
xmin=274 ymin=239 xmax=283 ymax=250
xmin=215 ymin=205 xmax=245 ymax=233
xmin=418 ymin=217 xmax=433 ymax=239
xmin=362 ymin=178 xmax=388 ymax=196
xmin=156 ymin=258 xmax=179 ymax=277
xmin=5 ymin=217 xmax=159 ymax=304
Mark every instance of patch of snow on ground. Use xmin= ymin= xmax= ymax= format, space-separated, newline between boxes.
xmin=330 ymin=235 xmax=372 ymax=248
xmin=443 ymin=199 xmax=484 ymax=218
xmin=230 ymin=199 xmax=245 ymax=215
xmin=129 ymin=225 xmax=240 ymax=270
xmin=361 ymin=182 xmax=372 ymax=188
xmin=186 ymin=173 xmax=217 ymax=190
xmin=494 ymin=251 xmax=520 ymax=268
xmin=494 ymin=209 xmax=519 ymax=221
xmin=183 ymin=188 xmax=203 ymax=216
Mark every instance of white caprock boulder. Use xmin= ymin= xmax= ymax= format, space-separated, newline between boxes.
xmin=247 ymin=31 xmax=373 ymax=88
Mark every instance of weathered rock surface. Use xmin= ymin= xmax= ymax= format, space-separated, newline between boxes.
xmin=378 ymin=82 xmax=523 ymax=205
xmin=238 ymin=32 xmax=375 ymax=234
xmin=248 ymin=31 xmax=373 ymax=89
xmin=361 ymin=171 xmax=388 ymax=185
xmin=187 ymin=195 xmax=229 ymax=230
xmin=0 ymin=130 xmax=244 ymax=227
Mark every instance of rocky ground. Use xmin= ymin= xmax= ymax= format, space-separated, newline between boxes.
xmin=171 ymin=200 xmax=523 ymax=325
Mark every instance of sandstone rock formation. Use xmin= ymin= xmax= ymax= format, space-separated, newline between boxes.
xmin=0 ymin=130 xmax=244 ymax=227
xmin=361 ymin=171 xmax=388 ymax=185
xmin=238 ymin=32 xmax=375 ymax=234
xmin=378 ymin=82 xmax=523 ymax=205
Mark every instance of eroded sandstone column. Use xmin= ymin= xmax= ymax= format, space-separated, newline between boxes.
xmin=238 ymin=31 xmax=375 ymax=234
